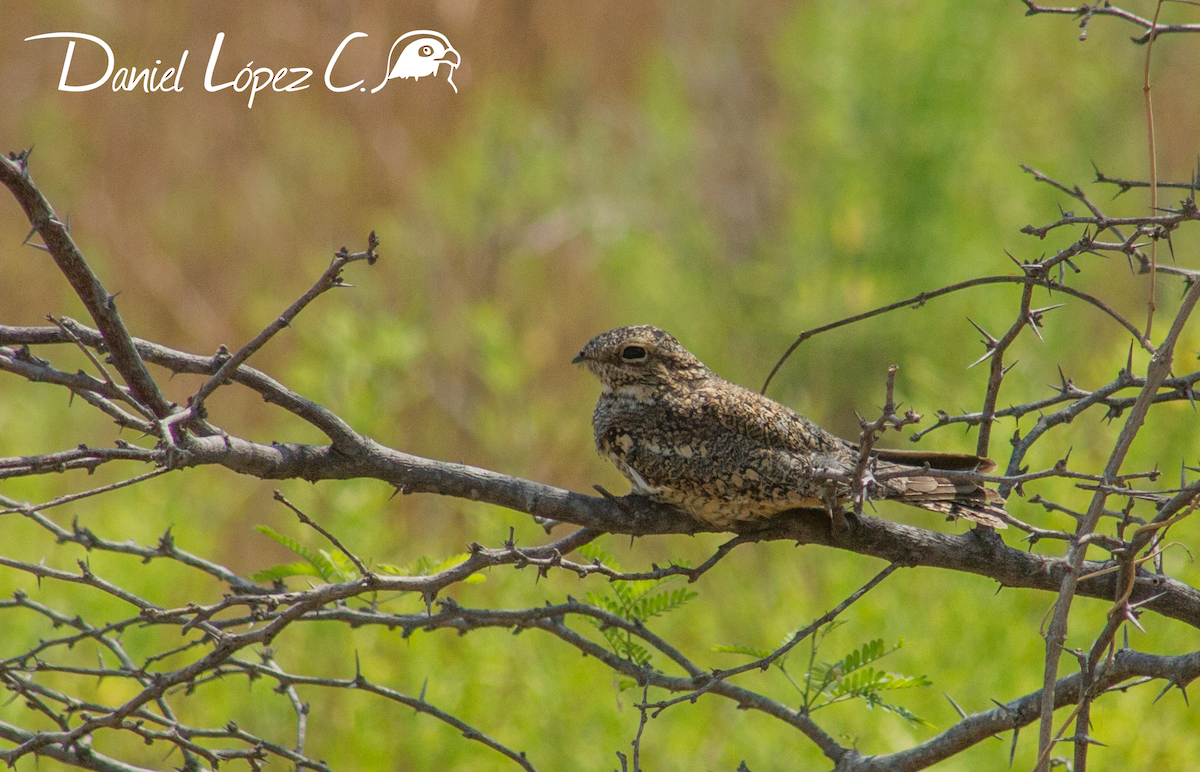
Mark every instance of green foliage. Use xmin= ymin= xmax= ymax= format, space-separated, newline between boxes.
xmin=718 ymin=621 xmax=934 ymax=727
xmin=250 ymin=526 xmax=484 ymax=589
xmin=251 ymin=525 xmax=350 ymax=584
xmin=578 ymin=544 xmax=697 ymax=667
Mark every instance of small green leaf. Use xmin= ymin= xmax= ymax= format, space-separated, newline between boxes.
xmin=256 ymin=525 xmax=320 ymax=563
xmin=325 ymin=549 xmax=358 ymax=581
xmin=578 ymin=544 xmax=698 ymax=664
xmin=866 ymin=694 xmax=936 ymax=728
xmin=577 ymin=544 xmax=620 ymax=570
xmin=308 ymin=549 xmax=345 ymax=583
xmin=423 ymin=553 xmax=475 ymax=575
xmin=254 ymin=526 xmax=342 ymax=583
xmin=250 ymin=561 xmax=323 ymax=583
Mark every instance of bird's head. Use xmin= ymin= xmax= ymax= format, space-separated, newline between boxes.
xmin=572 ymin=326 xmax=712 ymax=392
xmin=398 ymin=36 xmax=460 ymax=73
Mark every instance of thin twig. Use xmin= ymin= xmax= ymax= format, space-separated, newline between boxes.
xmin=273 ymin=490 xmax=371 ymax=579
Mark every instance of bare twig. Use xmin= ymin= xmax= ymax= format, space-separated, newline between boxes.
xmin=1021 ymin=1 xmax=1200 ymax=44
xmin=0 ymin=151 xmax=173 ymax=418
xmin=184 ymin=234 xmax=380 ymax=430
xmin=762 ymin=274 xmax=1151 ymax=395
xmin=274 ymin=490 xmax=371 ymax=579
xmin=639 ymin=563 xmax=899 ymax=714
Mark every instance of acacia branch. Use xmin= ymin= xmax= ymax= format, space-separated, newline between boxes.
xmin=1021 ymin=1 xmax=1200 ymax=44
xmin=848 ymin=647 xmax=1200 ymax=772
xmin=4 ymin=424 xmax=1200 ymax=627
xmin=974 ymin=278 xmax=1035 ymax=457
xmin=0 ymin=320 xmax=362 ymax=445
xmin=761 ymin=273 xmax=1150 ymax=395
xmin=1037 ymin=276 xmax=1200 ymax=766
xmin=0 ymin=151 xmax=172 ymax=418
xmin=183 ymin=235 xmax=379 ymax=432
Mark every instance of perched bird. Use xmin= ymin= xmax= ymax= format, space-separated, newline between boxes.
xmin=573 ymin=325 xmax=1007 ymax=529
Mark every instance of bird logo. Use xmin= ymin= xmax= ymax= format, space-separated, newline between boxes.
xmin=370 ymin=30 xmax=461 ymax=94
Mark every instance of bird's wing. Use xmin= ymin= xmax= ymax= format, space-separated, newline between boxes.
xmin=691 ymin=379 xmax=857 ymax=462
xmin=692 ymin=380 xmax=1008 ymax=528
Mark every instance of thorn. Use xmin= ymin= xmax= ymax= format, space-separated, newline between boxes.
xmin=966 ymin=317 xmax=1000 ymax=348
xmin=944 ymin=691 xmax=967 ymax=718
xmin=1127 ymin=591 xmax=1167 ymax=611
xmin=22 ymin=225 xmax=49 ymax=252
xmin=1071 ymin=735 xmax=1108 ymax=748
xmin=1030 ymin=303 xmax=1066 ymax=317
xmin=1123 ymin=604 xmax=1147 ymax=634
xmin=968 ymin=349 xmax=996 ymax=369
xmin=1051 ymin=366 xmax=1070 ymax=396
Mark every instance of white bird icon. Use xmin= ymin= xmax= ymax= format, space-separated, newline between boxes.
xmin=371 ymin=30 xmax=461 ymax=94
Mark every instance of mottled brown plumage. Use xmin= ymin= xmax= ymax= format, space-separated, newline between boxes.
xmin=573 ymin=325 xmax=1007 ymax=529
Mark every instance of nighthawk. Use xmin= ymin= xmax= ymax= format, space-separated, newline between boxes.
xmin=573 ymin=325 xmax=1007 ymax=529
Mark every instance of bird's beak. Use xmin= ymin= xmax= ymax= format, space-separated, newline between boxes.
xmin=438 ymin=48 xmax=460 ymax=67
xmin=571 ymin=353 xmax=586 ymax=364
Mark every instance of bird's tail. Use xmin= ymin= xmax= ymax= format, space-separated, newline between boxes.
xmin=874 ymin=452 xmax=1009 ymax=529
xmin=905 ymin=489 xmax=1008 ymax=529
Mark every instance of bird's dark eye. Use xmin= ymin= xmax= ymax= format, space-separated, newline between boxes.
xmin=419 ymin=45 xmax=433 ymax=56
xmin=621 ymin=345 xmax=647 ymax=361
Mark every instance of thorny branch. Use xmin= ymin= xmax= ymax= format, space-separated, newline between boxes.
xmin=1021 ymin=1 xmax=1200 ymax=44
xmin=1035 ymin=273 xmax=1200 ymax=770
xmin=850 ymin=367 xmax=922 ymax=514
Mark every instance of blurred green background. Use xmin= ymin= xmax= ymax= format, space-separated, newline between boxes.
xmin=2 ymin=1 xmax=1200 ymax=769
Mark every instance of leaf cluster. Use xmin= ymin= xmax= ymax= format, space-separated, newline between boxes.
xmin=250 ymin=525 xmax=485 ymax=590
xmin=578 ymin=544 xmax=697 ymax=667
xmin=717 ymin=621 xmax=934 ymax=727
